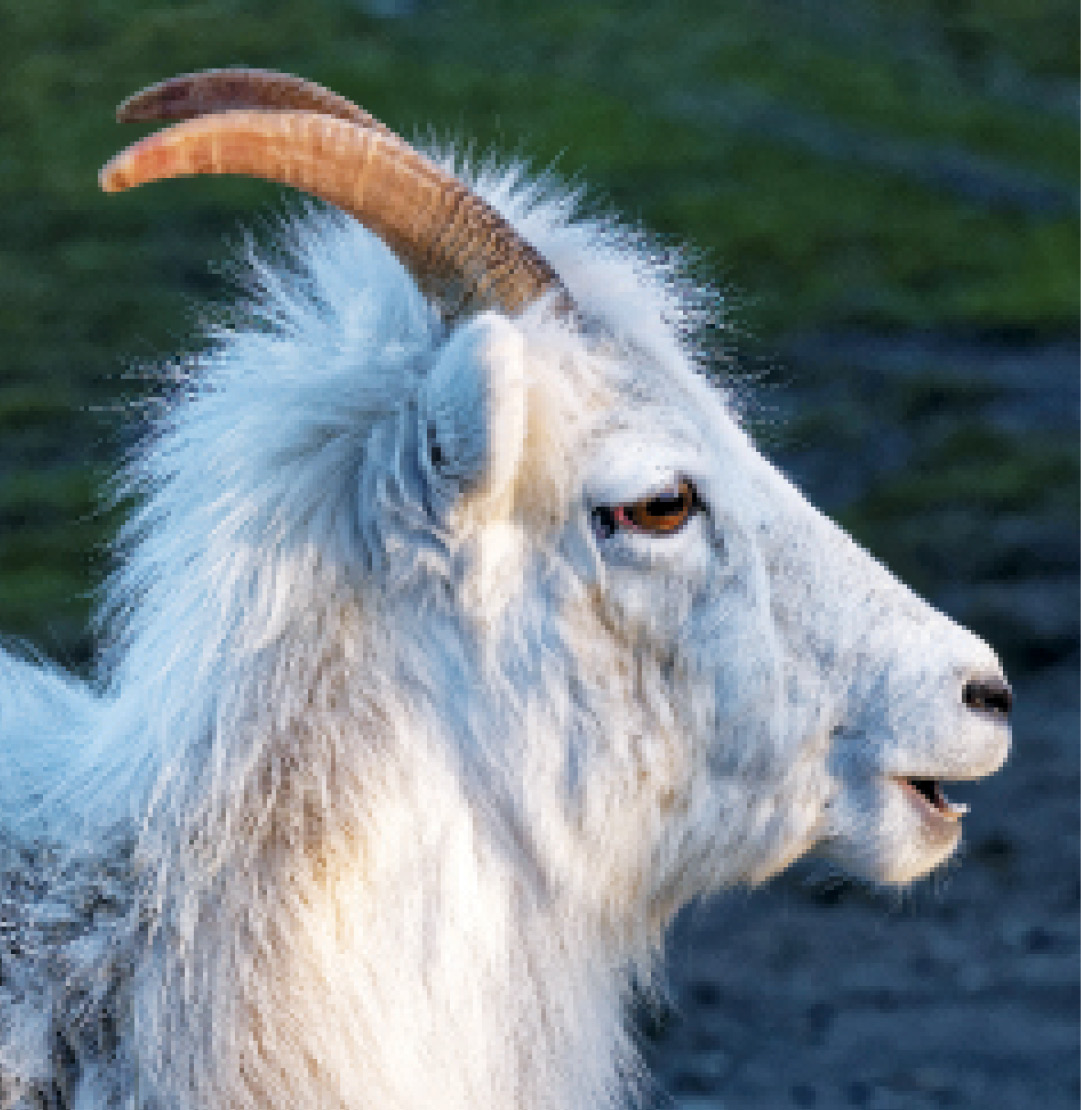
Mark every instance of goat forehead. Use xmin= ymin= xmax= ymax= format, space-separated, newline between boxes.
xmin=534 ymin=338 xmax=731 ymax=457
xmin=584 ymin=384 xmax=767 ymax=505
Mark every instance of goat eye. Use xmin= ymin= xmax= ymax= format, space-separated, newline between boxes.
xmin=624 ymin=478 xmax=698 ymax=533
xmin=593 ymin=478 xmax=700 ymax=538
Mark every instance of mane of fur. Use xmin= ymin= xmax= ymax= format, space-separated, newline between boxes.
xmin=1 ymin=160 xmax=730 ymax=1110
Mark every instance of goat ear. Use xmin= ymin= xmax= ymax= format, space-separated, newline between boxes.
xmin=420 ymin=312 xmax=527 ymax=517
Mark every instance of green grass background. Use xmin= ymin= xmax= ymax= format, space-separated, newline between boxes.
xmin=0 ymin=0 xmax=1076 ymax=665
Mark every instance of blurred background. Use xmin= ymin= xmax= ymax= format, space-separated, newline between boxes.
xmin=0 ymin=1 xmax=1076 ymax=1106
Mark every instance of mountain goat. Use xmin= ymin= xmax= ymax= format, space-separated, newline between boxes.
xmin=0 ymin=69 xmax=1012 ymax=1110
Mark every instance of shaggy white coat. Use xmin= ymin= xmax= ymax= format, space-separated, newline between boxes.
xmin=0 ymin=158 xmax=1010 ymax=1110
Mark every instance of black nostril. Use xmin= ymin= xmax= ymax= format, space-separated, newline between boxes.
xmin=963 ymin=675 xmax=1013 ymax=718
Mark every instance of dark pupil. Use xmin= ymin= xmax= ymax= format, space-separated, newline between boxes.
xmin=644 ymin=491 xmax=685 ymax=518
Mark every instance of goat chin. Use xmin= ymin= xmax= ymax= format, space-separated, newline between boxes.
xmin=0 ymin=100 xmax=1009 ymax=1110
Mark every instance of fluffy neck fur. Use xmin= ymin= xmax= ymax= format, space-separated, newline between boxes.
xmin=132 ymin=597 xmax=648 ymax=1109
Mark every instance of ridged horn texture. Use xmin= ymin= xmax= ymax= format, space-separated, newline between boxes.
xmin=102 ymin=70 xmax=571 ymax=317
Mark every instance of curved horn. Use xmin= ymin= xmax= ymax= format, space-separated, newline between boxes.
xmin=103 ymin=77 xmax=571 ymax=317
xmin=116 ymin=68 xmax=394 ymax=138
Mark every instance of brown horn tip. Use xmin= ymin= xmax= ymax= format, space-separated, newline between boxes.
xmin=115 ymin=67 xmax=391 ymax=135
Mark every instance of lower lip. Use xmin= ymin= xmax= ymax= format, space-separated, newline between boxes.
xmin=893 ymin=778 xmax=966 ymax=832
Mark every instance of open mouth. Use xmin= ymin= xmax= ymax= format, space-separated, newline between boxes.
xmin=894 ymin=776 xmax=968 ymax=825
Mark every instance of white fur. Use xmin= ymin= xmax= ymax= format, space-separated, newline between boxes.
xmin=0 ymin=156 xmax=1009 ymax=1109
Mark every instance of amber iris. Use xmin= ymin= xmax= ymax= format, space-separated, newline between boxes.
xmin=591 ymin=477 xmax=698 ymax=538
